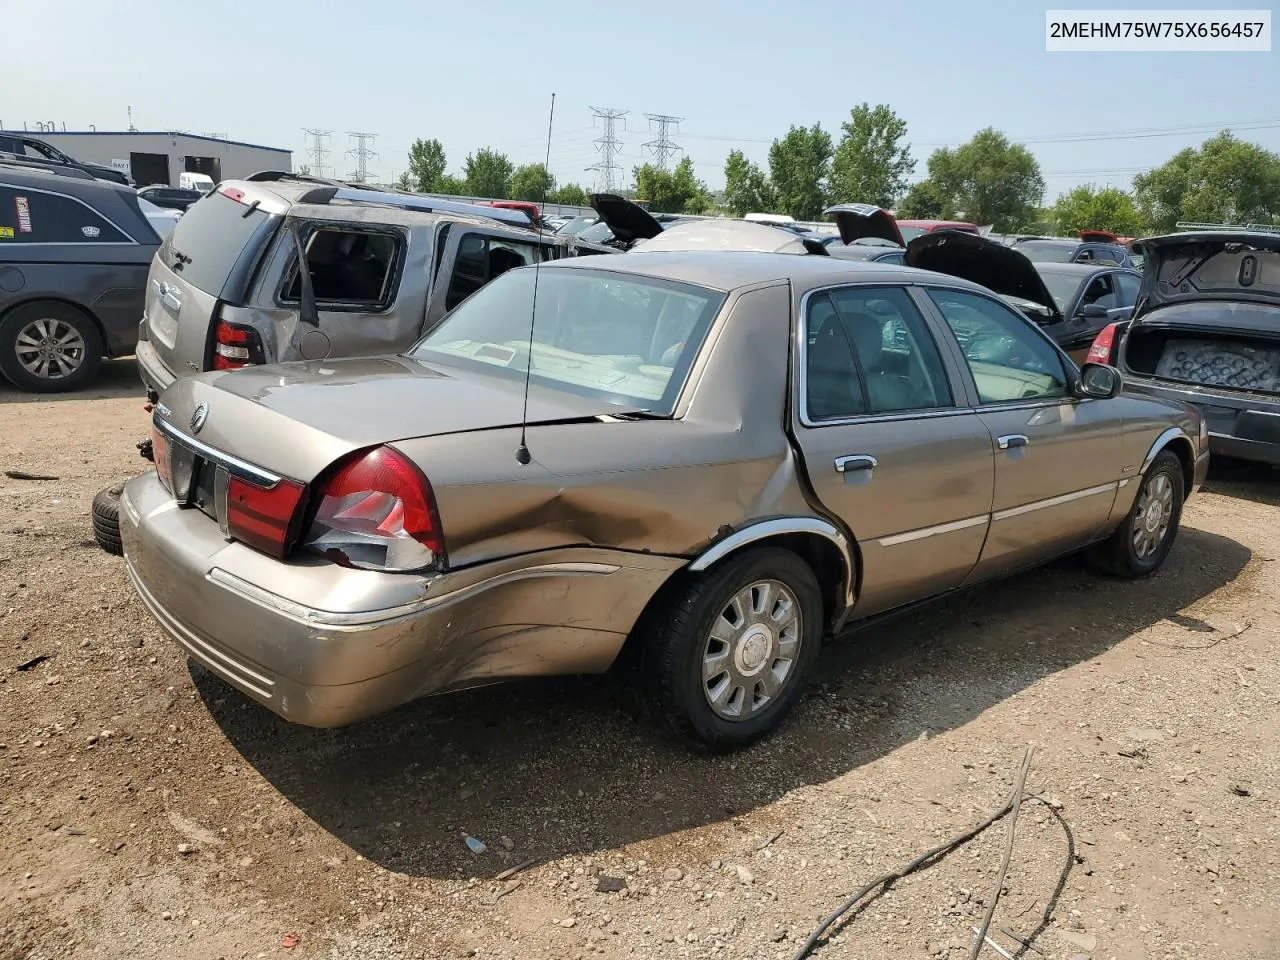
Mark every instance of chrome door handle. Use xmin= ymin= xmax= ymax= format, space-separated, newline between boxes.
xmin=834 ymin=455 xmax=877 ymax=473
xmin=997 ymin=434 xmax=1028 ymax=450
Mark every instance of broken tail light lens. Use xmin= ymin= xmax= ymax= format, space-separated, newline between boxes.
xmin=303 ymin=447 xmax=445 ymax=573
xmin=1086 ymin=323 xmax=1120 ymax=366
xmin=213 ymin=320 xmax=266 ymax=371
xmin=225 ymin=474 xmax=307 ymax=558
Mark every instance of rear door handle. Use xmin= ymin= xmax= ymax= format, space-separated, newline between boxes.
xmin=834 ymin=455 xmax=877 ymax=473
xmin=997 ymin=434 xmax=1029 ymax=450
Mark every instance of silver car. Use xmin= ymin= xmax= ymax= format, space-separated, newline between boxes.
xmin=119 ymin=251 xmax=1209 ymax=748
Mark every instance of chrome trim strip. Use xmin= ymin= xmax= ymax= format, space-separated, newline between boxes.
xmin=126 ymin=558 xmax=275 ymax=698
xmin=1118 ymin=479 xmax=1130 ymax=488
xmin=876 ymin=514 xmax=988 ymax=547
xmin=1140 ymin=426 xmax=1193 ymax=474
xmin=152 ymin=414 xmax=283 ymax=486
xmin=992 ymin=482 xmax=1118 ymax=522
xmin=206 ymin=561 xmax=621 ymax=628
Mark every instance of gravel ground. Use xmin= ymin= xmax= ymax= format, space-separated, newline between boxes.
xmin=2 ymin=359 xmax=1279 ymax=960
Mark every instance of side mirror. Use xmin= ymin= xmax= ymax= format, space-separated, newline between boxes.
xmin=1079 ymin=303 xmax=1110 ymax=321
xmin=1078 ymin=362 xmax=1122 ymax=399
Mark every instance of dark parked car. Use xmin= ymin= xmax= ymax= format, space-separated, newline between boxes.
xmin=1012 ymin=236 xmax=1134 ymax=268
xmin=0 ymin=159 xmax=161 ymax=392
xmin=1087 ymin=231 xmax=1280 ymax=466
xmin=136 ymin=185 xmax=204 ymax=212
xmin=905 ymin=232 xmax=1142 ymax=364
xmin=0 ymin=132 xmax=131 ymax=185
xmin=579 ymin=194 xmax=705 ymax=249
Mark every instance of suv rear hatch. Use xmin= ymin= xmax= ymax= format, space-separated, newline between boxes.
xmin=141 ymin=183 xmax=283 ymax=388
xmin=1121 ymin=233 xmax=1280 ymax=395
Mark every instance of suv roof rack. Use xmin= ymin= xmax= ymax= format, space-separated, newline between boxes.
xmin=290 ymin=184 xmax=536 ymax=229
xmin=244 ymin=169 xmax=345 ymax=187
xmin=1175 ymin=220 xmax=1280 ymax=235
xmin=0 ymin=154 xmax=97 ymax=181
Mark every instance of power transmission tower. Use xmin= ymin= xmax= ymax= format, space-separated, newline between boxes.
xmin=346 ymin=132 xmax=378 ymax=183
xmin=302 ymin=128 xmax=332 ymax=178
xmin=586 ymin=107 xmax=627 ymax=193
xmin=643 ymin=114 xmax=683 ymax=170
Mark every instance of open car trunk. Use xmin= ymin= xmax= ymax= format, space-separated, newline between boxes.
xmin=1122 ymin=301 xmax=1280 ymax=395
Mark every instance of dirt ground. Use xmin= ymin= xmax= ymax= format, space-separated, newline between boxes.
xmin=2 ymin=358 xmax=1278 ymax=960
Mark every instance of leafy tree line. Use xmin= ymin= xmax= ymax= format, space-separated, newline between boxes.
xmin=396 ymin=120 xmax=1280 ymax=234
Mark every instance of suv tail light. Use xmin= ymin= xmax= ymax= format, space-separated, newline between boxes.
xmin=303 ymin=447 xmax=445 ymax=573
xmin=1086 ymin=322 xmax=1120 ymax=366
xmin=213 ymin=320 xmax=266 ymax=371
xmin=226 ymin=474 xmax=307 ymax=558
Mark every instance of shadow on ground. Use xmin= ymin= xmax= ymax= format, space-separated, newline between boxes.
xmin=0 ymin=357 xmax=141 ymax=405
xmin=197 ymin=525 xmax=1250 ymax=880
xmin=1202 ymin=457 xmax=1280 ymax=507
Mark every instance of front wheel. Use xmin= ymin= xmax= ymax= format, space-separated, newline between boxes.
xmin=1092 ymin=449 xmax=1184 ymax=578
xmin=0 ymin=301 xmax=104 ymax=393
xmin=643 ymin=547 xmax=823 ymax=750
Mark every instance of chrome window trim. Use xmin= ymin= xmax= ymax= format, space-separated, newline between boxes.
xmin=991 ymin=481 xmax=1118 ymax=522
xmin=875 ymin=514 xmax=988 ymax=547
xmin=794 ymin=283 xmax=964 ymax=429
xmin=0 ymin=182 xmax=139 ymax=244
xmin=152 ymin=414 xmax=283 ymax=487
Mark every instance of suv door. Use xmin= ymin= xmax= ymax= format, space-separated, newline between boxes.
xmin=790 ymin=284 xmax=994 ymax=618
xmin=424 ymin=228 xmax=557 ymax=332
xmin=922 ymin=286 xmax=1123 ymax=581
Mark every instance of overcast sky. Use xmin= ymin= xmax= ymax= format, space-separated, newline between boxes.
xmin=4 ymin=0 xmax=1277 ymax=199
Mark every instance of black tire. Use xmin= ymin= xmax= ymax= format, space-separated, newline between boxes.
xmin=1091 ymin=450 xmax=1184 ymax=579
xmin=642 ymin=547 xmax=824 ymax=750
xmin=92 ymin=483 xmax=125 ymax=556
xmin=0 ymin=301 xmax=104 ymax=393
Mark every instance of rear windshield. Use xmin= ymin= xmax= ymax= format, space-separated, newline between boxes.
xmin=1014 ymin=241 xmax=1076 ymax=263
xmin=409 ymin=266 xmax=724 ymax=415
xmin=161 ymin=190 xmax=276 ymax=297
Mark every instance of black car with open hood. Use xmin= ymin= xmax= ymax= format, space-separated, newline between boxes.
xmin=587 ymin=193 xmax=667 ymax=249
xmin=1091 ymin=231 xmax=1280 ymax=466
xmin=822 ymin=203 xmax=905 ymax=247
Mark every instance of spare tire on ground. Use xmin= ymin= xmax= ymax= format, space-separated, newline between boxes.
xmin=92 ymin=483 xmax=125 ymax=556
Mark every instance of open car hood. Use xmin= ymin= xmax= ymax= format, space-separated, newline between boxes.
xmin=823 ymin=203 xmax=904 ymax=246
xmin=1130 ymin=231 xmax=1280 ymax=320
xmin=589 ymin=193 xmax=665 ymax=244
xmin=905 ymin=231 xmax=1062 ymax=322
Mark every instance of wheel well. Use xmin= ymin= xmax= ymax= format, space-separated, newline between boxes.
xmin=1159 ymin=437 xmax=1195 ymax=493
xmin=0 ymin=297 xmax=106 ymax=349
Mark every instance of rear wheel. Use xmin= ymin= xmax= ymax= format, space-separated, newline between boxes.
xmin=643 ymin=548 xmax=823 ymax=750
xmin=0 ymin=301 xmax=103 ymax=393
xmin=1092 ymin=450 xmax=1184 ymax=578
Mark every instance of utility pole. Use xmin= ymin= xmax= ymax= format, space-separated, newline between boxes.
xmin=302 ymin=128 xmax=332 ymax=178
xmin=643 ymin=114 xmax=683 ymax=170
xmin=346 ymin=132 xmax=378 ymax=183
xmin=586 ymin=107 xmax=627 ymax=193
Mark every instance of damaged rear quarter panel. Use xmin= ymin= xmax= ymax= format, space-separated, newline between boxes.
xmin=392 ymin=281 xmax=820 ymax=567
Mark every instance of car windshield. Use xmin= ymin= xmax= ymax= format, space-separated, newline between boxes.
xmin=410 ymin=266 xmax=725 ymax=414
xmin=556 ymin=217 xmax=597 ymax=236
xmin=1035 ymin=270 xmax=1085 ymax=310
xmin=1014 ymin=240 xmax=1077 ymax=263
xmin=576 ymin=220 xmax=617 ymax=244
xmin=897 ymin=225 xmax=926 ymax=243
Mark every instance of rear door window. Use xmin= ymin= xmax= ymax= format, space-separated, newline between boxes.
xmin=280 ymin=226 xmax=403 ymax=310
xmin=0 ymin=186 xmax=131 ymax=243
xmin=161 ymin=189 xmax=276 ymax=297
xmin=1116 ymin=272 xmax=1141 ymax=306
xmin=445 ymin=233 xmax=541 ymax=310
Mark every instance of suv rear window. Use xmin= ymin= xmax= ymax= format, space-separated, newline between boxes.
xmin=162 ymin=190 xmax=276 ymax=297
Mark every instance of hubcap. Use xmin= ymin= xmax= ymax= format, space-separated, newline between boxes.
xmin=15 ymin=318 xmax=86 ymax=380
xmin=1132 ymin=471 xmax=1174 ymax=560
xmin=702 ymin=579 xmax=802 ymax=721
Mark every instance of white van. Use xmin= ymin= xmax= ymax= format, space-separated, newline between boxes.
xmin=179 ymin=171 xmax=215 ymax=194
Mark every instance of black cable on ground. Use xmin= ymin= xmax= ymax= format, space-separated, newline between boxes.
xmin=969 ymin=747 xmax=1034 ymax=959
xmin=791 ymin=746 xmax=1036 ymax=960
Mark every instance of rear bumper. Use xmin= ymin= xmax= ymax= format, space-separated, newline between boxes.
xmin=135 ymin=339 xmax=177 ymax=396
xmin=119 ymin=471 xmax=681 ymax=727
xmin=1127 ymin=378 xmax=1280 ymax=467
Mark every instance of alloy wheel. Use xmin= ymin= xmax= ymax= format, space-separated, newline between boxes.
xmin=1132 ymin=470 xmax=1174 ymax=560
xmin=14 ymin=317 xmax=87 ymax=380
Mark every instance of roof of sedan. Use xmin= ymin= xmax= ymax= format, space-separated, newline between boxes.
xmin=539 ymin=249 xmax=978 ymax=292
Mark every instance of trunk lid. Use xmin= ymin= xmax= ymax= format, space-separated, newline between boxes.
xmin=905 ymin=231 xmax=1063 ymax=322
xmin=1131 ymin=231 xmax=1280 ymax=320
xmin=142 ymin=184 xmax=283 ymax=381
xmin=823 ymin=203 xmax=905 ymax=246
xmin=589 ymin=193 xmax=665 ymax=245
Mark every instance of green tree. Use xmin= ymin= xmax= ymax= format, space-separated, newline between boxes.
xmin=723 ymin=149 xmax=777 ymax=216
xmin=829 ymin=103 xmax=915 ymax=209
xmin=1052 ymin=184 xmax=1147 ymax=236
xmin=896 ymin=180 xmax=952 ymax=220
xmin=1133 ymin=131 xmax=1280 ymax=232
xmin=394 ymin=171 xmax=413 ymax=191
xmin=509 ymin=163 xmax=555 ymax=202
xmin=407 ymin=138 xmax=447 ymax=193
xmin=632 ymin=157 xmax=712 ymax=214
xmin=768 ymin=124 xmax=834 ymax=221
xmin=463 ymin=147 xmax=514 ymax=198
xmin=548 ymin=182 xmax=590 ymax=206
xmin=436 ymin=173 xmax=468 ymax=196
xmin=925 ymin=128 xmax=1044 ymax=231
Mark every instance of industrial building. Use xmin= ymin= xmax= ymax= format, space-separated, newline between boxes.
xmin=9 ymin=130 xmax=292 ymax=187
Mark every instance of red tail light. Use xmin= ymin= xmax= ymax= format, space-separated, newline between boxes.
xmin=226 ymin=475 xmax=307 ymax=558
xmin=213 ymin=320 xmax=266 ymax=371
xmin=1086 ymin=322 xmax=1120 ymax=366
xmin=303 ymin=447 xmax=445 ymax=573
